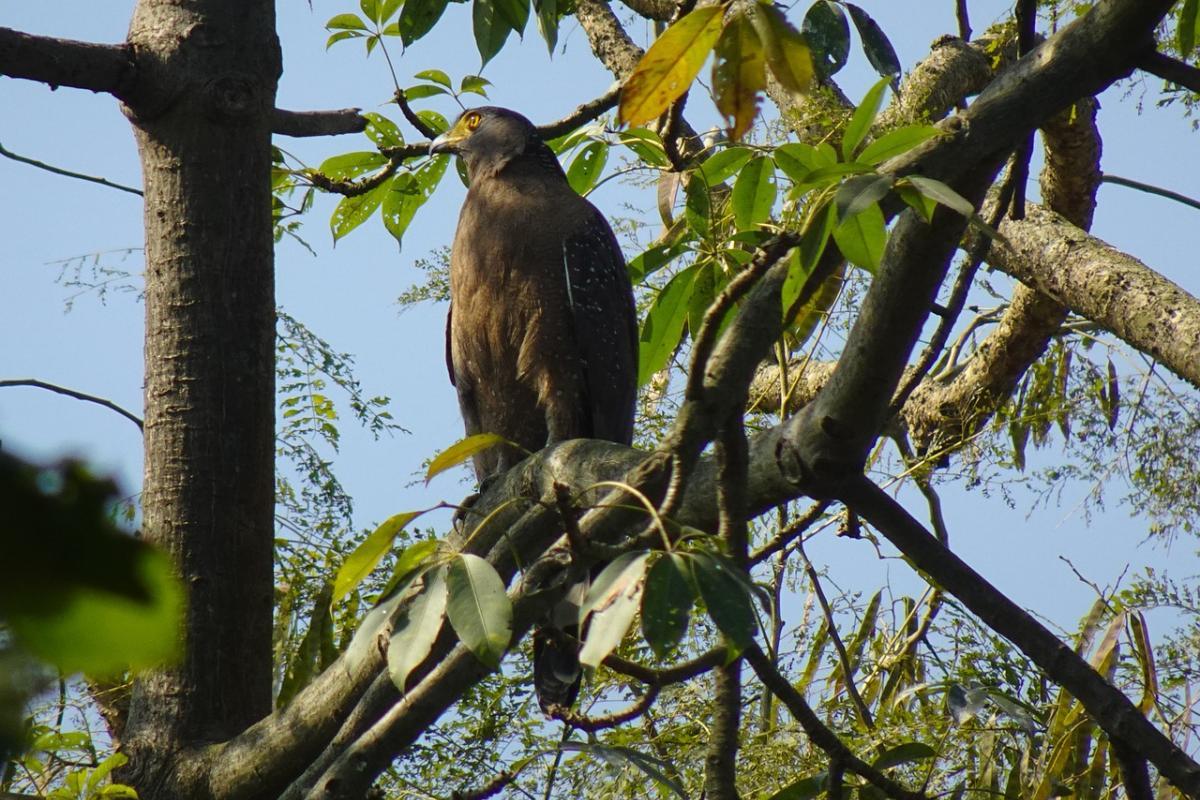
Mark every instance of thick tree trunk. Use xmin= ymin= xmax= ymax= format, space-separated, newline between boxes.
xmin=119 ymin=1 xmax=280 ymax=794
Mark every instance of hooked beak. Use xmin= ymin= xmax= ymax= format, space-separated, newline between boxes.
xmin=429 ymin=127 xmax=467 ymax=156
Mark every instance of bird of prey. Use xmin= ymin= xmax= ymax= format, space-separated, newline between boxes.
xmin=430 ymin=107 xmax=638 ymax=710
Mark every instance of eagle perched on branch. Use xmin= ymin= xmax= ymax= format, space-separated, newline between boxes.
xmin=430 ymin=107 xmax=638 ymax=710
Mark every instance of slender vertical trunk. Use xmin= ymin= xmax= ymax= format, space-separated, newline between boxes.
xmin=119 ymin=1 xmax=280 ymax=793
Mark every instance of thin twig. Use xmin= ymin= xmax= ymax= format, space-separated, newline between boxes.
xmin=393 ymin=89 xmax=440 ymax=139
xmin=546 ymin=686 xmax=659 ymax=731
xmin=537 ymin=85 xmax=622 ymax=140
xmin=0 ymin=141 xmax=141 ymax=196
xmin=743 ymin=646 xmax=929 ymax=800
xmin=1101 ymin=173 xmax=1200 ymax=212
xmin=603 ymin=647 xmax=725 ymax=686
xmin=0 ymin=379 xmax=143 ymax=430
xmin=750 ymin=500 xmax=832 ymax=565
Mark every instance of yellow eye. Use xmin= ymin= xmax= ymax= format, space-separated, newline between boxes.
xmin=464 ymin=112 xmax=482 ymax=131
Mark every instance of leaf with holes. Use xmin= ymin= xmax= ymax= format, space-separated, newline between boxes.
xmin=578 ymin=551 xmax=650 ymax=668
xmin=388 ymin=565 xmax=448 ymax=692
xmin=363 ymin=112 xmax=404 ymax=149
xmin=383 ymin=155 xmax=449 ymax=244
xmin=566 ymin=140 xmax=608 ymax=195
xmin=445 ymin=554 xmax=511 ymax=668
xmin=619 ymin=5 xmax=726 ymax=127
xmin=330 ymin=181 xmax=388 ymax=242
xmin=712 ymin=12 xmax=766 ymax=141
xmin=802 ymin=0 xmax=848 ymax=78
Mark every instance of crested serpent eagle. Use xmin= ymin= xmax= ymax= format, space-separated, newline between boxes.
xmin=430 ymin=107 xmax=638 ymax=711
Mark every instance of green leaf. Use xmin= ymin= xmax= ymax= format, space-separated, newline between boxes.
xmin=333 ymin=510 xmax=423 ymax=602
xmin=558 ymin=743 xmax=687 ymax=798
xmin=416 ymin=109 xmax=450 ymax=135
xmin=731 ymin=155 xmax=776 ymax=229
xmin=360 ymin=0 xmax=380 ymax=23
xmin=378 ymin=538 xmax=441 ymax=601
xmin=712 ymin=12 xmax=767 ymax=141
xmin=896 ymin=183 xmax=937 ymax=223
xmin=834 ymin=173 xmax=891 ymax=220
xmin=686 ymin=259 xmax=719 ymax=337
xmin=535 ymin=0 xmax=559 ymax=53
xmin=378 ymin=0 xmax=404 ymax=23
xmin=638 ymin=262 xmax=700 ymax=384
xmin=404 ymin=83 xmax=450 ymax=100
xmin=383 ymin=154 xmax=449 ymax=244
xmin=641 ymin=553 xmax=693 ymax=657
xmin=426 ymin=432 xmax=515 ymax=483
xmin=317 ymin=150 xmax=389 ymax=180
xmin=473 ymin=0 xmax=514 ymax=67
xmin=1180 ymin=0 xmax=1199 ymax=55
xmin=398 ymin=0 xmax=451 ymax=45
xmin=765 ymin=773 xmax=826 ymax=800
xmin=833 ymin=588 xmax=880 ymax=686
xmin=326 ymin=29 xmax=364 ymax=48
xmin=330 ymin=181 xmax=388 ymax=242
xmin=362 ymin=112 xmax=405 ymax=148
xmin=566 ymin=140 xmax=608 ymax=195
xmin=445 ymin=554 xmax=512 ymax=668
xmin=688 ymin=552 xmax=757 ymax=656
xmin=494 ymin=0 xmax=530 ymax=36
xmin=327 ymin=12 xmax=369 ymax=31
xmin=699 ymin=146 xmax=754 ymax=185
xmin=751 ymin=4 xmax=815 ymax=97
xmin=627 ymin=241 xmax=687 ymax=283
xmin=618 ymin=5 xmax=726 ymax=127
xmin=773 ymin=142 xmax=824 ymax=182
xmin=578 ymin=551 xmax=651 ymax=668
xmin=683 ymin=174 xmax=712 ymax=237
xmin=617 ymin=128 xmax=670 ymax=167
xmin=872 ymin=741 xmax=936 ymax=770
xmin=842 ymin=76 xmax=891 ymax=160
xmin=414 ymin=68 xmax=452 ymax=87
xmin=460 ymin=74 xmax=492 ymax=96
xmin=388 ymin=565 xmax=448 ymax=692
xmin=832 ymin=200 xmax=885 ymax=272
xmin=857 ymin=124 xmax=939 ymax=165
xmin=802 ymin=0 xmax=849 ymax=78
xmin=902 ymin=174 xmax=976 ymax=219
xmin=846 ymin=3 xmax=901 ymax=87
xmin=6 ymin=539 xmax=183 ymax=677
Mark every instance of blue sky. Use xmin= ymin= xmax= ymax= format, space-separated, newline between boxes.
xmin=1 ymin=0 xmax=1197 ymax=636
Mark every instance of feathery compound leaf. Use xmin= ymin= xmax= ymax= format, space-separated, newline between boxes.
xmin=445 ymin=554 xmax=512 ymax=668
xmin=619 ymin=5 xmax=726 ymax=127
xmin=388 ymin=565 xmax=448 ymax=692
xmin=578 ymin=551 xmax=650 ymax=668
xmin=642 ymin=553 xmax=693 ymax=658
xmin=425 ymin=432 xmax=516 ymax=483
xmin=333 ymin=510 xmax=424 ymax=603
xmin=712 ymin=13 xmax=767 ymax=141
xmin=751 ymin=3 xmax=814 ymax=97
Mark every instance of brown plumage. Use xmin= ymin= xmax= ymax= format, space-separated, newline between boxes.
xmin=431 ymin=107 xmax=638 ymax=711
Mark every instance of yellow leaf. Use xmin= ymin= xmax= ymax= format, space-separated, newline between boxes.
xmin=424 ymin=432 xmax=515 ymax=484
xmin=619 ymin=5 xmax=726 ymax=127
xmin=712 ymin=13 xmax=766 ymax=141
xmin=332 ymin=510 xmax=424 ymax=602
xmin=752 ymin=3 xmax=814 ymax=96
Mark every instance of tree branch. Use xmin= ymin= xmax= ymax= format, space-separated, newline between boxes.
xmin=1138 ymin=49 xmax=1200 ymax=93
xmin=536 ymin=84 xmax=622 ymax=140
xmin=0 ymin=379 xmax=143 ymax=430
xmin=839 ymin=476 xmax=1200 ymax=796
xmin=271 ymin=108 xmax=367 ymax=137
xmin=0 ymin=141 xmax=142 ymax=195
xmin=0 ymin=26 xmax=134 ymax=97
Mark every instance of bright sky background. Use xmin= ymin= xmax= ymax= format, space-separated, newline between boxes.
xmin=2 ymin=0 xmax=1197 ymax=641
